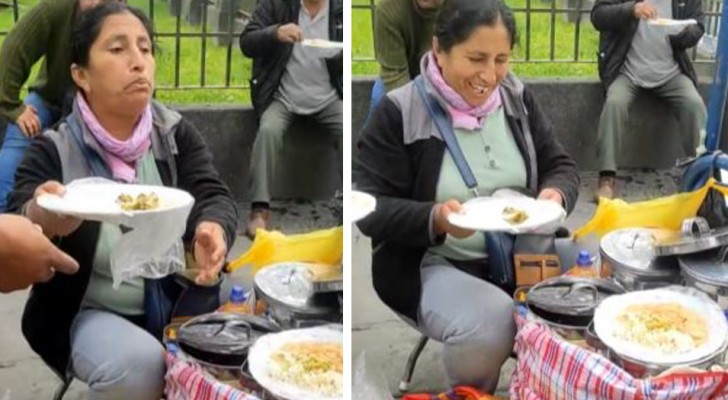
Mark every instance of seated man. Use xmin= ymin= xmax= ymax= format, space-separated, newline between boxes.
xmin=374 ymin=0 xmax=443 ymax=96
xmin=0 ymin=214 xmax=79 ymax=293
xmin=0 ymin=0 xmax=116 ymax=212
xmin=591 ymin=0 xmax=706 ymax=201
xmin=240 ymin=0 xmax=343 ymax=238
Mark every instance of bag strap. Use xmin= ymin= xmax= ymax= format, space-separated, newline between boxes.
xmin=65 ymin=114 xmax=112 ymax=179
xmin=414 ymin=76 xmax=479 ymax=197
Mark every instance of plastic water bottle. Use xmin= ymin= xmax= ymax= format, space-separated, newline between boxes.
xmin=565 ymin=250 xmax=598 ymax=278
xmin=219 ymin=285 xmax=253 ymax=314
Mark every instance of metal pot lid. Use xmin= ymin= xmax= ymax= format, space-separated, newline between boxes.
xmin=653 ymin=218 xmax=728 ymax=256
xmin=600 ymin=228 xmax=680 ymax=277
xmin=679 ymin=246 xmax=728 ymax=286
xmin=177 ymin=312 xmax=280 ymax=356
xmin=254 ymin=262 xmax=338 ymax=314
xmin=526 ymin=276 xmax=625 ymax=317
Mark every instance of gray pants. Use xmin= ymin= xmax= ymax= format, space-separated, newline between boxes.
xmin=249 ymin=99 xmax=343 ymax=204
xmin=597 ymin=73 xmax=707 ymax=172
xmin=417 ymin=255 xmax=516 ymax=393
xmin=70 ymin=309 xmax=165 ymax=400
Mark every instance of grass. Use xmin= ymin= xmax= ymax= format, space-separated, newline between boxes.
xmin=352 ymin=0 xmax=600 ymax=78
xmin=0 ymin=0 xmax=251 ymax=104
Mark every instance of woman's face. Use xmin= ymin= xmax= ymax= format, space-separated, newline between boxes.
xmin=434 ymin=21 xmax=512 ymax=107
xmin=72 ymin=11 xmax=155 ymax=117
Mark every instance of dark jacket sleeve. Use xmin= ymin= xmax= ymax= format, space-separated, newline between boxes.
xmin=239 ymin=0 xmax=284 ymax=59
xmin=591 ymin=0 xmax=638 ymax=32
xmin=524 ymin=88 xmax=580 ymax=215
xmin=670 ymin=0 xmax=705 ymax=50
xmin=175 ymin=119 xmax=239 ymax=252
xmin=6 ymin=135 xmax=62 ymax=214
xmin=355 ymin=97 xmax=438 ymax=248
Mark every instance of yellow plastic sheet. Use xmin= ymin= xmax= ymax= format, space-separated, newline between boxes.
xmin=573 ymin=178 xmax=728 ymax=240
xmin=227 ymin=226 xmax=343 ymax=273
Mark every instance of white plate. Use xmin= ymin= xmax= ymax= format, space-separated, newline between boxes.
xmin=351 ymin=191 xmax=376 ymax=222
xmin=648 ymin=18 xmax=697 ymax=27
xmin=301 ymin=39 xmax=344 ymax=49
xmin=36 ymin=178 xmax=194 ymax=222
xmin=447 ymin=196 xmax=566 ymax=234
xmin=248 ymin=326 xmax=343 ymax=400
xmin=594 ymin=287 xmax=728 ymax=366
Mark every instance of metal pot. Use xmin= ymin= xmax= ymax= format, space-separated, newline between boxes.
xmin=608 ymin=343 xmax=728 ymax=379
xmin=584 ymin=320 xmax=728 ymax=378
xmin=177 ymin=312 xmax=280 ymax=367
xmin=600 ymin=228 xmax=682 ymax=291
xmin=679 ymin=247 xmax=728 ymax=311
xmin=254 ymin=262 xmax=342 ymax=329
xmin=522 ymin=276 xmax=625 ymax=341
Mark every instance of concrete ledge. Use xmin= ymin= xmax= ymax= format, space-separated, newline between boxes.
xmin=351 ymin=77 xmax=716 ymax=172
xmin=0 ymin=105 xmax=342 ymax=204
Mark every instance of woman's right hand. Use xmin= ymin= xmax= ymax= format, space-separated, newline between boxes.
xmin=433 ymin=199 xmax=476 ymax=239
xmin=26 ymin=181 xmax=82 ymax=238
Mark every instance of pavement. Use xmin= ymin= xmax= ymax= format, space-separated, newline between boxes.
xmin=351 ymin=169 xmax=682 ymax=398
xmin=0 ymin=200 xmax=340 ymax=400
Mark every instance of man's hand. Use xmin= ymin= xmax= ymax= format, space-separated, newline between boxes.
xmin=26 ymin=181 xmax=82 ymax=238
xmin=634 ymin=2 xmax=657 ymax=19
xmin=276 ymin=23 xmax=304 ymax=43
xmin=433 ymin=199 xmax=476 ymax=239
xmin=193 ymin=222 xmax=227 ymax=285
xmin=16 ymin=105 xmax=42 ymax=137
xmin=0 ymin=214 xmax=79 ymax=293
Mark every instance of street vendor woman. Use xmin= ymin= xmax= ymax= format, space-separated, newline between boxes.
xmin=355 ymin=0 xmax=580 ymax=392
xmin=6 ymin=3 xmax=238 ymax=399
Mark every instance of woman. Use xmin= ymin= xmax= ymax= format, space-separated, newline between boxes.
xmin=355 ymin=0 xmax=579 ymax=392
xmin=7 ymin=3 xmax=238 ymax=399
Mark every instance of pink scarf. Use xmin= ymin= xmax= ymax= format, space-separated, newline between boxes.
xmin=425 ymin=52 xmax=502 ymax=131
xmin=76 ymin=94 xmax=152 ymax=183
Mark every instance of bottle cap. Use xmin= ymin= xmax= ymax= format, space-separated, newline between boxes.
xmin=577 ymin=250 xmax=592 ymax=267
xmin=230 ymin=285 xmax=246 ymax=303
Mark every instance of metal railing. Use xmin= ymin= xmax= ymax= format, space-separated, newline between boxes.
xmin=0 ymin=0 xmax=252 ymax=92
xmin=352 ymin=0 xmax=721 ymax=69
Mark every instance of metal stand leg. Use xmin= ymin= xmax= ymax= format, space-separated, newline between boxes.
xmin=398 ymin=335 xmax=429 ymax=394
xmin=53 ymin=379 xmax=71 ymax=400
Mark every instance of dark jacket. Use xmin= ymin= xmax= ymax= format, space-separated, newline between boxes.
xmin=591 ymin=0 xmax=705 ymax=89
xmin=7 ymin=102 xmax=239 ymax=378
xmin=354 ymin=73 xmax=580 ymax=322
xmin=240 ymin=0 xmax=343 ymax=117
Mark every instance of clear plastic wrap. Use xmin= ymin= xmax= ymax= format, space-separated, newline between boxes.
xmin=37 ymin=178 xmax=194 ymax=288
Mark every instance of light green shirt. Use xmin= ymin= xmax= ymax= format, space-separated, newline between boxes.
xmin=82 ymin=151 xmax=163 ymax=315
xmin=430 ymin=108 xmax=527 ymax=260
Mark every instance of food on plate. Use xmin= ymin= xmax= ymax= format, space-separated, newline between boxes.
xmin=651 ymin=18 xmax=672 ymax=25
xmin=269 ymin=341 xmax=343 ymax=396
xmin=502 ymin=206 xmax=528 ymax=225
xmin=116 ymin=192 xmax=160 ymax=211
xmin=614 ymin=303 xmax=708 ymax=355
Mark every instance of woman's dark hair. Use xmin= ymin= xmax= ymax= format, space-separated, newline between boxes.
xmin=435 ymin=0 xmax=518 ymax=52
xmin=71 ymin=2 xmax=154 ymax=67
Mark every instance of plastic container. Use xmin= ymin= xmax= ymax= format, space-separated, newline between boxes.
xmin=218 ymin=286 xmax=253 ymax=315
xmin=564 ymin=250 xmax=598 ymax=278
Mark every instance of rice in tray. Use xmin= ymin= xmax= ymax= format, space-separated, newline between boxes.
xmin=615 ymin=303 xmax=708 ymax=355
xmin=268 ymin=341 xmax=343 ymax=397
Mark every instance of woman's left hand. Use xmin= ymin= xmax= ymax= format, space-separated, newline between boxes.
xmin=537 ymin=188 xmax=564 ymax=207
xmin=193 ymin=222 xmax=227 ymax=284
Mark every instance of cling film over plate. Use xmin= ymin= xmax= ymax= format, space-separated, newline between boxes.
xmin=574 ymin=178 xmax=728 ymax=239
